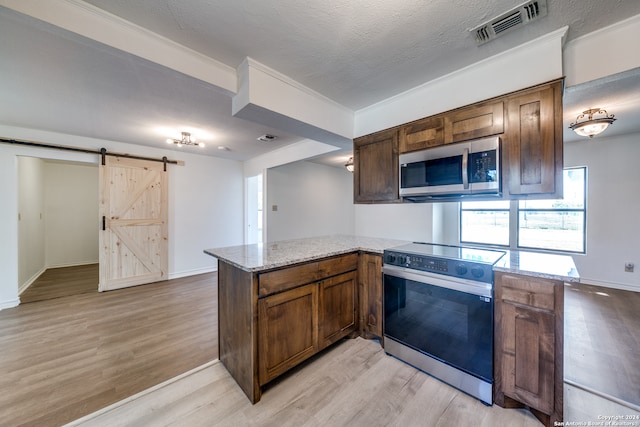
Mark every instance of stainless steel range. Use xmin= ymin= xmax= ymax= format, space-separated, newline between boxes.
xmin=382 ymin=242 xmax=506 ymax=405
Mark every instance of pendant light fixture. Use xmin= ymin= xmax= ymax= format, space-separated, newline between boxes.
xmin=345 ymin=156 xmax=354 ymax=172
xmin=569 ymin=108 xmax=616 ymax=138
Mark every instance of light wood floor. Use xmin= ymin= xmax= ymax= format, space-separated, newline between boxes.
xmin=565 ymin=282 xmax=640 ymax=406
xmin=20 ymin=264 xmax=99 ymax=303
xmin=0 ymin=273 xmax=218 ymax=427
xmin=3 ymin=270 xmax=639 ymax=426
xmin=69 ymin=338 xmax=639 ymax=427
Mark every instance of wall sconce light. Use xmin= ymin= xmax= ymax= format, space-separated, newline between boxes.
xmin=166 ymin=131 xmax=205 ymax=147
xmin=569 ymin=108 xmax=616 ymax=138
xmin=345 ymin=156 xmax=354 ymax=172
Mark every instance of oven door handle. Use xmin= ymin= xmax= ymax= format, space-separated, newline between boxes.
xmin=382 ymin=265 xmax=492 ymax=298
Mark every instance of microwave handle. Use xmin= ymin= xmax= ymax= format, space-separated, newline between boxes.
xmin=462 ymin=148 xmax=469 ymax=189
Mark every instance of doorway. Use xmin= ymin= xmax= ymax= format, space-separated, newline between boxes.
xmin=17 ymin=156 xmax=99 ymax=302
xmin=246 ymin=173 xmax=263 ymax=244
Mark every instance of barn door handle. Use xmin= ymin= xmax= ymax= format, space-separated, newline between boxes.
xmin=102 ymin=216 xmax=106 ymax=231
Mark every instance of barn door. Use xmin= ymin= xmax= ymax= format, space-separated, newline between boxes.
xmin=99 ymin=156 xmax=168 ymax=291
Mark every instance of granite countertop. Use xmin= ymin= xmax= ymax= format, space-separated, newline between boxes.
xmin=493 ymin=250 xmax=580 ymax=282
xmin=204 ymin=235 xmax=407 ymax=272
xmin=205 ymin=235 xmax=580 ymax=282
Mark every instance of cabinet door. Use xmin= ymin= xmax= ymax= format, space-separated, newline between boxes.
xmin=359 ymin=253 xmax=383 ymax=338
xmin=504 ymin=81 xmax=563 ymax=197
xmin=500 ymin=301 xmax=555 ymax=414
xmin=319 ymin=271 xmax=357 ymax=349
xmin=354 ymin=129 xmax=400 ymax=203
xmin=399 ymin=116 xmax=444 ymax=153
xmin=444 ymin=101 xmax=504 ymax=144
xmin=494 ymin=272 xmax=564 ymax=425
xmin=258 ymin=283 xmax=318 ymax=385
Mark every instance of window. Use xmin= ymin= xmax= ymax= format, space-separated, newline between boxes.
xmin=460 ymin=200 xmax=510 ymax=246
xmin=460 ymin=167 xmax=586 ymax=253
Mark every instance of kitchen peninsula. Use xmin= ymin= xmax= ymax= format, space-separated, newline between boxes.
xmin=204 ymin=235 xmax=405 ymax=403
xmin=205 ymin=235 xmax=579 ymax=426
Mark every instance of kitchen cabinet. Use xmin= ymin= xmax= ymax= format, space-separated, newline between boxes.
xmin=258 ymin=283 xmax=319 ymax=385
xmin=319 ymin=271 xmax=358 ymax=349
xmin=444 ymin=100 xmax=504 ymax=144
xmin=353 ymin=79 xmax=564 ymax=203
xmin=494 ymin=271 xmax=564 ymax=427
xmin=399 ymin=116 xmax=444 ymax=153
xmin=219 ymin=252 xmax=359 ymax=403
xmin=354 ymin=128 xmax=400 ymax=203
xmin=358 ymin=253 xmax=383 ymax=338
xmin=503 ymin=80 xmax=563 ymax=198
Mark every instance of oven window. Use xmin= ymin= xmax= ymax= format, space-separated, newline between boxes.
xmin=384 ymin=274 xmax=493 ymax=381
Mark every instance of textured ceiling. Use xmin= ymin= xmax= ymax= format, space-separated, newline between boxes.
xmin=80 ymin=0 xmax=640 ymax=109
xmin=1 ymin=1 xmax=639 ymax=163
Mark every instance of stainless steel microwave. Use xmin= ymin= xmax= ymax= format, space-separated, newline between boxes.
xmin=399 ymin=136 xmax=501 ymax=200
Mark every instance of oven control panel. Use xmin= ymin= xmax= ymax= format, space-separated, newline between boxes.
xmin=383 ymin=250 xmax=494 ymax=284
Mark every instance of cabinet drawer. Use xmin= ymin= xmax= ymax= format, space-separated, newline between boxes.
xmin=498 ymin=273 xmax=556 ymax=311
xmin=259 ymin=253 xmax=358 ymax=297
xmin=444 ymin=101 xmax=504 ymax=144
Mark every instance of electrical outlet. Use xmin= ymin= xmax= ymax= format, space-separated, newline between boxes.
xmin=272 ymin=205 xmax=278 ymax=212
xmin=625 ymin=262 xmax=634 ymax=273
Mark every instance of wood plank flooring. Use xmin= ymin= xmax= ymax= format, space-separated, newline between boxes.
xmin=565 ymin=282 xmax=640 ymax=406
xmin=70 ymin=338 xmax=545 ymax=427
xmin=0 ymin=273 xmax=218 ymax=427
xmin=3 ymin=269 xmax=640 ymax=427
xmin=68 ymin=338 xmax=640 ymax=427
xmin=20 ymin=264 xmax=99 ymax=303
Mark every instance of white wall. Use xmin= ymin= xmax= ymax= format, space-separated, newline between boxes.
xmin=354 ymin=204 xmax=433 ymax=242
xmin=43 ymin=160 xmax=99 ymax=268
xmin=17 ymin=157 xmax=45 ymax=292
xmin=565 ymin=133 xmax=640 ymax=291
xmin=266 ymin=161 xmax=354 ymax=242
xmin=0 ymin=126 xmax=245 ymax=309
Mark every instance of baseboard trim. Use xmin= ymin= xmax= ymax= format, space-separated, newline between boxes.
xmin=63 ymin=359 xmax=220 ymax=426
xmin=168 ymin=266 xmax=217 ymax=280
xmin=18 ymin=266 xmax=47 ymax=295
xmin=46 ymin=260 xmax=99 ymax=269
xmin=574 ymin=278 xmax=640 ymax=293
xmin=0 ymin=298 xmax=20 ymax=311
xmin=564 ymin=378 xmax=640 ymax=412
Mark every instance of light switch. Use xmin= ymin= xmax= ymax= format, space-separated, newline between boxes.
xmin=272 ymin=205 xmax=278 ymax=212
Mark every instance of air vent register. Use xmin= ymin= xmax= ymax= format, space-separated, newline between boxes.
xmin=470 ymin=0 xmax=548 ymax=45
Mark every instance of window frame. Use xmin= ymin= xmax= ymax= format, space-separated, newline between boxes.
xmin=459 ymin=166 xmax=587 ymax=254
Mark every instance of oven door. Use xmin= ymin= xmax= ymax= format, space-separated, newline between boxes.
xmin=382 ymin=265 xmax=493 ymax=382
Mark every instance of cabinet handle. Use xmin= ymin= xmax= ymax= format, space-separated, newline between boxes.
xmin=102 ymin=216 xmax=106 ymax=231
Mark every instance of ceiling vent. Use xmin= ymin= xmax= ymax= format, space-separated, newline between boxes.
xmin=470 ymin=0 xmax=548 ymax=45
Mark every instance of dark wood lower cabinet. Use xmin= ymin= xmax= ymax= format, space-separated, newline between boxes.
xmin=219 ymin=253 xmax=362 ymax=403
xmin=258 ymin=283 xmax=319 ymax=386
xmin=359 ymin=253 xmax=383 ymax=338
xmin=494 ymin=272 xmax=564 ymax=427
xmin=319 ymin=271 xmax=358 ymax=349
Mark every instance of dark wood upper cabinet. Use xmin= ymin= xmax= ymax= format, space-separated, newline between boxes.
xmin=444 ymin=100 xmax=504 ymax=144
xmin=353 ymin=79 xmax=564 ymax=203
xmin=399 ymin=116 xmax=444 ymax=153
xmin=354 ymin=128 xmax=400 ymax=203
xmin=503 ymin=80 xmax=564 ymax=198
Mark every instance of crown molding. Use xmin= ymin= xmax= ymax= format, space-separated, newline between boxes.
xmin=0 ymin=0 xmax=237 ymax=93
